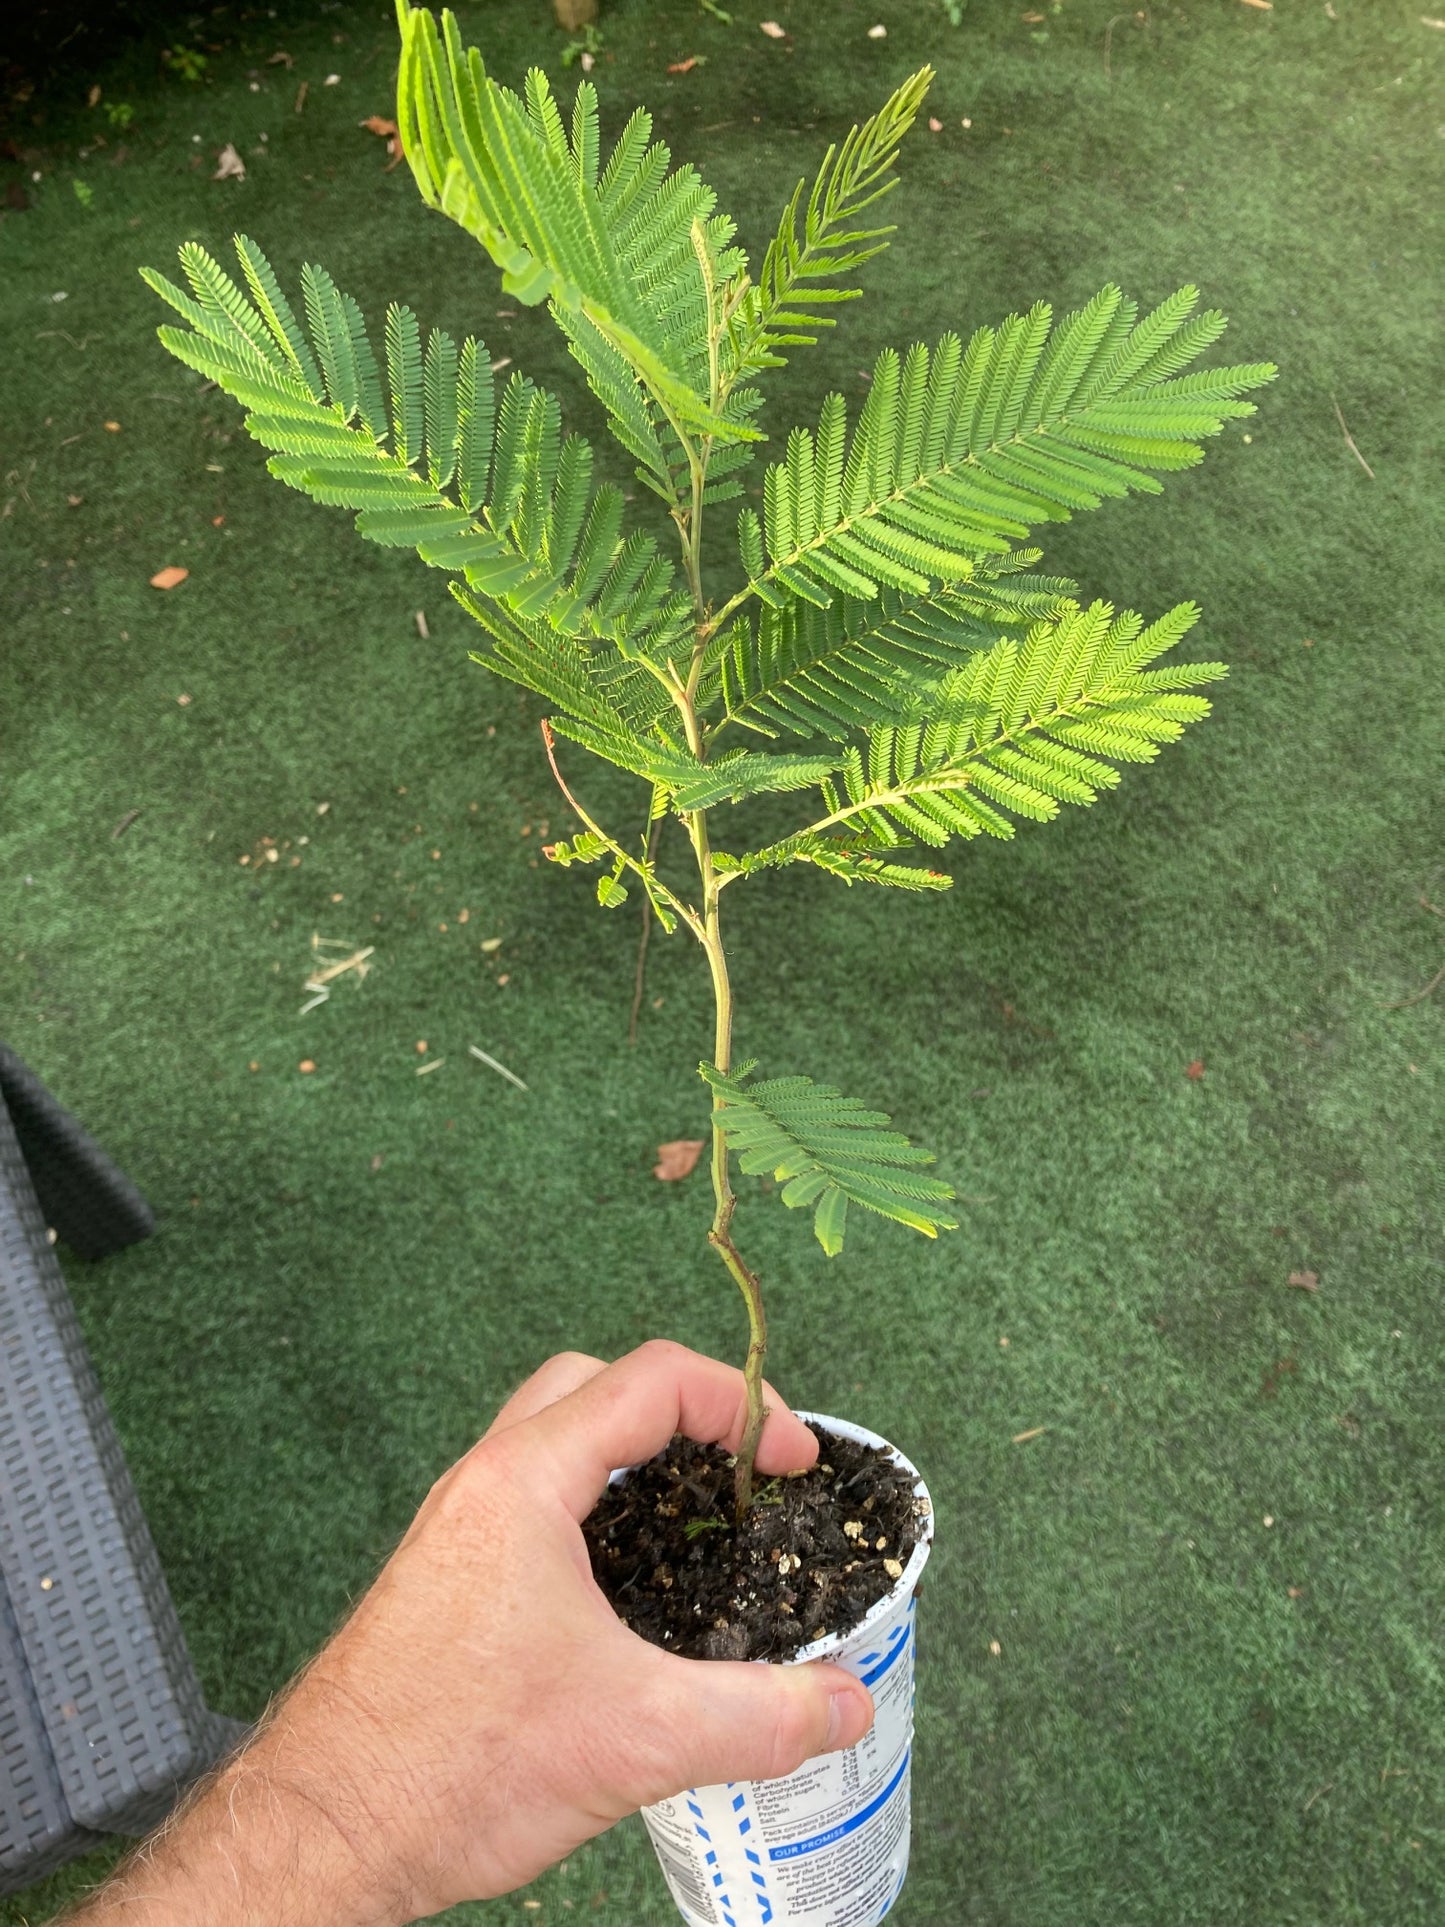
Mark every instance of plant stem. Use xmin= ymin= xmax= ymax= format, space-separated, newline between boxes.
xmin=662 ymin=251 xmax=770 ymax=1519
xmin=687 ymin=791 xmax=769 ymax=1519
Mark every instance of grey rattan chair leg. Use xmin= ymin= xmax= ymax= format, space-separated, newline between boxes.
xmin=0 ymin=1047 xmax=155 ymax=1262
xmin=0 ymin=1075 xmax=241 ymax=1895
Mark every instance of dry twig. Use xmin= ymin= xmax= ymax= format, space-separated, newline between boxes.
xmin=1329 ymin=394 xmax=1375 ymax=479
xmin=1379 ymin=962 xmax=1445 ymax=1010
xmin=468 ymin=1043 xmax=528 ymax=1091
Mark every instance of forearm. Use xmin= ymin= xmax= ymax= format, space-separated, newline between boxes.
xmin=62 ymin=1683 xmax=411 ymax=1927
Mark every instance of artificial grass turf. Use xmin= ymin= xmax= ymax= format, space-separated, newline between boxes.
xmin=1 ymin=0 xmax=1442 ymax=1918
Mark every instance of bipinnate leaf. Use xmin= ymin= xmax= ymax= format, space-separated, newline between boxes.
xmin=738 ymin=289 xmax=1276 ymax=615
xmin=142 ymin=237 xmax=682 ymax=738
xmin=810 ymin=598 xmax=1227 ymax=848
xmin=394 ymin=2 xmax=750 ymax=448
xmin=700 ymin=1061 xmax=956 ymax=1254
xmin=727 ymin=66 xmax=934 ymax=377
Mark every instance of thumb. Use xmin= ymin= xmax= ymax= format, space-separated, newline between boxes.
xmin=650 ymin=1656 xmax=875 ymax=1793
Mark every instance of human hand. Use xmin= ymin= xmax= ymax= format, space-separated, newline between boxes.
xmin=70 ymin=1341 xmax=874 ymax=1927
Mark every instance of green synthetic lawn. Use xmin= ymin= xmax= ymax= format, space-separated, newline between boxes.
xmin=2 ymin=0 xmax=1443 ymax=1920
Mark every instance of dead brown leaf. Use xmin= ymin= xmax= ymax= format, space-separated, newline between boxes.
xmin=149 ymin=565 xmax=189 ymax=590
xmin=1185 ymin=1058 xmax=1206 ymax=1080
xmin=1287 ymin=1270 xmax=1320 ymax=1292
xmin=213 ymin=143 xmax=246 ymax=181
xmin=87 ymin=84 xmax=102 ymax=108
xmin=654 ymin=1139 xmax=705 ymax=1181
xmin=267 ymin=49 xmax=295 ymax=67
xmin=361 ymin=116 xmax=405 ymax=168
xmin=667 ymin=57 xmax=700 ymax=72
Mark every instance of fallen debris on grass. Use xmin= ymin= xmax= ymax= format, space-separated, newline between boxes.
xmin=300 ymin=936 xmax=374 ymax=1014
xmin=468 ymin=1043 xmax=528 ymax=1091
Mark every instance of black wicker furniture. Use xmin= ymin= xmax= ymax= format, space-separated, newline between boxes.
xmin=0 ymin=1045 xmax=242 ymax=1893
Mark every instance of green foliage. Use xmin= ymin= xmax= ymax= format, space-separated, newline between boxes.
xmin=701 ymin=1063 xmax=958 ymax=1255
xmin=738 ymin=291 xmax=1274 ymax=613
xmin=809 ymin=598 xmax=1226 ymax=847
xmin=560 ymin=24 xmax=603 ymax=69
xmin=701 ymin=567 xmax=1070 ymax=739
xmin=394 ymin=1 xmax=750 ymax=463
xmin=547 ymin=718 xmax=840 ymax=809
xmin=162 ymin=45 xmax=207 ymax=82
xmin=144 ymin=6 xmax=1274 ymax=1357
xmin=726 ymin=68 xmax=932 ymax=378
xmin=141 ymin=238 xmax=689 ymax=727
xmin=540 ymin=830 xmax=609 ymax=867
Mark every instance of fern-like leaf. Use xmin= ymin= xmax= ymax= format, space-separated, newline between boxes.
xmin=811 ymin=599 xmax=1225 ymax=848
xmin=547 ymin=716 xmax=839 ymax=810
xmin=142 ymin=238 xmax=686 ymax=689
xmin=458 ymin=596 xmax=676 ymax=738
xmin=714 ymin=831 xmax=952 ymax=893
xmin=395 ymin=3 xmax=750 ymax=451
xmin=701 ymin=1062 xmax=956 ymax=1254
xmin=738 ymin=289 xmax=1276 ymax=608
xmin=726 ymin=68 xmax=933 ymax=379
xmin=701 ymin=565 xmax=1071 ymax=739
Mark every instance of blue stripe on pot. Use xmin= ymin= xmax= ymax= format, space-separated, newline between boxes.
xmin=860 ymin=1618 xmax=911 ymax=1688
xmin=766 ymin=1750 xmax=911 ymax=1863
xmin=686 ymin=1796 xmax=738 ymax=1924
xmin=729 ymin=1788 xmax=774 ymax=1924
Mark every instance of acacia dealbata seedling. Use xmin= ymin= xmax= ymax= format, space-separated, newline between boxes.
xmin=144 ymin=3 xmax=1275 ymax=1516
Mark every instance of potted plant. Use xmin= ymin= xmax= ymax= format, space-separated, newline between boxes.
xmin=143 ymin=8 xmax=1273 ymax=1919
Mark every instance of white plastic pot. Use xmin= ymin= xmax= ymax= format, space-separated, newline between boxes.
xmin=637 ymin=1413 xmax=933 ymax=1927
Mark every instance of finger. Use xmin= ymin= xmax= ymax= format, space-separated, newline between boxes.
xmin=641 ymin=1654 xmax=875 ymax=1794
xmin=516 ymin=1340 xmax=818 ymax=1518
xmin=483 ymin=1351 xmax=607 ymax=1441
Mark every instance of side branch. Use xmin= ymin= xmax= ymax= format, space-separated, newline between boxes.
xmin=539 ymin=721 xmax=706 ymax=943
